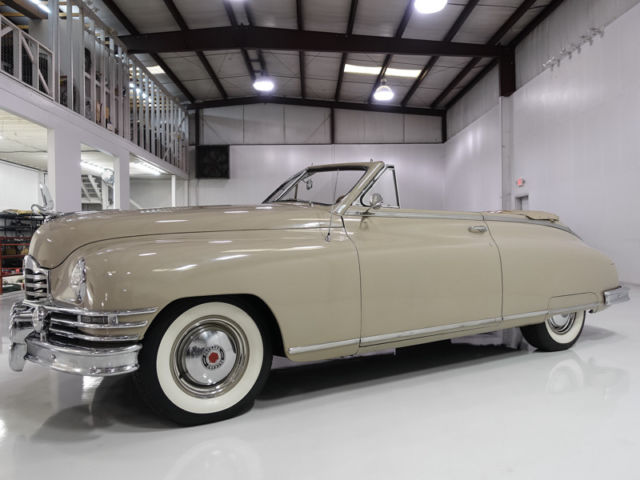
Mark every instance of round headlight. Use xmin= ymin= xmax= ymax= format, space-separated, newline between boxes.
xmin=69 ymin=258 xmax=86 ymax=303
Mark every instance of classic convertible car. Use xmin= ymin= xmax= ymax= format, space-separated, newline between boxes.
xmin=9 ymin=161 xmax=629 ymax=425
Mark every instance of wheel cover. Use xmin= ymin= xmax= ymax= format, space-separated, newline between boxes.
xmin=171 ymin=317 xmax=249 ymax=398
xmin=547 ymin=312 xmax=577 ymax=335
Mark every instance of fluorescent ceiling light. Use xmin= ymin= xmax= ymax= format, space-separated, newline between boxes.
xmin=344 ymin=64 xmax=382 ymax=75
xmin=133 ymin=161 xmax=164 ymax=176
xmin=147 ymin=65 xmax=165 ymax=75
xmin=385 ymin=67 xmax=421 ymax=78
xmin=414 ymin=0 xmax=447 ymax=14
xmin=344 ymin=64 xmax=421 ymax=78
xmin=81 ymin=161 xmax=111 ymax=175
xmin=253 ymin=75 xmax=275 ymax=92
xmin=373 ymin=81 xmax=394 ymax=102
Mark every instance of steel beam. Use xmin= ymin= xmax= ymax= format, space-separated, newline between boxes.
xmin=189 ymin=96 xmax=445 ymax=117
xmin=120 ymin=26 xmax=505 ymax=58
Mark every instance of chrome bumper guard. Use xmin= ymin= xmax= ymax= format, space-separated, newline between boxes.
xmin=604 ymin=286 xmax=630 ymax=306
xmin=9 ymin=301 xmax=152 ymax=376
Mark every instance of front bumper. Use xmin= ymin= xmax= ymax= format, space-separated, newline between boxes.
xmin=9 ymin=301 xmax=149 ymax=376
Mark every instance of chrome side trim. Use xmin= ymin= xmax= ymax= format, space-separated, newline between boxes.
xmin=287 ymin=301 xmax=608 ymax=355
xmin=502 ymin=310 xmax=548 ymax=321
xmin=604 ymin=286 xmax=630 ymax=306
xmin=360 ymin=316 xmax=501 ymax=347
xmin=482 ymin=214 xmax=578 ymax=237
xmin=288 ymin=338 xmax=359 ymax=355
xmin=344 ymin=207 xmax=484 ymax=222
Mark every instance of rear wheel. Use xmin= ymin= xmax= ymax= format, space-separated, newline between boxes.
xmin=520 ymin=310 xmax=586 ymax=352
xmin=134 ymin=300 xmax=272 ymax=426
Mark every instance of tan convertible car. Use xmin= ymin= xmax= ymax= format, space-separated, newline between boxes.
xmin=9 ymin=161 xmax=629 ymax=425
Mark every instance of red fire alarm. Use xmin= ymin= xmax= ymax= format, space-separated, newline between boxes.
xmin=516 ymin=177 xmax=526 ymax=187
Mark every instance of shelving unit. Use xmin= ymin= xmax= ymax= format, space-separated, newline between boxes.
xmin=0 ymin=213 xmax=43 ymax=294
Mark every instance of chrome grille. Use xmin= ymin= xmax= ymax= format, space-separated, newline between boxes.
xmin=23 ymin=256 xmax=49 ymax=301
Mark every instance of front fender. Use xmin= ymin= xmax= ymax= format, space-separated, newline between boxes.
xmin=49 ymin=228 xmax=361 ymax=359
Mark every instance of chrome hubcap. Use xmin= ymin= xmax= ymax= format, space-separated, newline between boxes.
xmin=547 ymin=312 xmax=577 ymax=334
xmin=171 ymin=317 xmax=248 ymax=398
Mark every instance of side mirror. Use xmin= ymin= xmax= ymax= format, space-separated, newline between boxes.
xmin=370 ymin=193 xmax=383 ymax=210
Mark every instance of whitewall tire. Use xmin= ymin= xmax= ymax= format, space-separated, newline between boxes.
xmin=134 ymin=299 xmax=272 ymax=425
xmin=520 ymin=310 xmax=586 ymax=352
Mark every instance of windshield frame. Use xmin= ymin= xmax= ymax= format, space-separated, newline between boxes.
xmin=263 ymin=165 xmax=370 ymax=205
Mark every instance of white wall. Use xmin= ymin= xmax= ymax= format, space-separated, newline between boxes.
xmin=516 ymin=0 xmax=640 ymax=89
xmin=447 ymin=66 xmax=499 ymax=139
xmin=130 ymin=178 xmax=172 ymax=209
xmin=0 ymin=161 xmax=42 ymax=211
xmin=190 ymin=144 xmax=445 ymax=210
xmin=511 ymin=2 xmax=640 ymax=284
xmin=444 ymin=106 xmax=502 ymax=212
xmin=201 ymin=104 xmax=442 ymax=145
xmin=444 ymin=0 xmax=640 ymax=284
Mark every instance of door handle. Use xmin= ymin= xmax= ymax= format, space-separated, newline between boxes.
xmin=468 ymin=225 xmax=487 ymax=234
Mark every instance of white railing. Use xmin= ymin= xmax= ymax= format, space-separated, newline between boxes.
xmin=0 ymin=15 xmax=54 ymax=99
xmin=0 ymin=1 xmax=188 ymax=173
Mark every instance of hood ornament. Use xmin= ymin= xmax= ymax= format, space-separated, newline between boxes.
xmin=31 ymin=184 xmax=62 ymax=220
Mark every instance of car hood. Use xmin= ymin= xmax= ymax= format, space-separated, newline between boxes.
xmin=30 ymin=204 xmax=329 ymax=268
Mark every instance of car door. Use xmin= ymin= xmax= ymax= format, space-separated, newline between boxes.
xmin=342 ymin=171 xmax=503 ymax=348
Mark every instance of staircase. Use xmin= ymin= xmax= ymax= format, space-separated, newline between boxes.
xmin=81 ymin=174 xmax=112 ymax=210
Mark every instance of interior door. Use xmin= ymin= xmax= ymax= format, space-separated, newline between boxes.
xmin=343 ymin=209 xmax=503 ymax=347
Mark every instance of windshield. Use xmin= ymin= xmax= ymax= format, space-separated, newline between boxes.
xmin=264 ymin=167 xmax=368 ymax=206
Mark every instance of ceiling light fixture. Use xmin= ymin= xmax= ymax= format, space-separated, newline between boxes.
xmin=385 ymin=67 xmax=421 ymax=78
xmin=344 ymin=64 xmax=382 ymax=75
xmin=344 ymin=64 xmax=421 ymax=78
xmin=253 ymin=75 xmax=275 ymax=93
xmin=414 ymin=0 xmax=447 ymax=14
xmin=134 ymin=161 xmax=164 ymax=176
xmin=373 ymin=79 xmax=394 ymax=102
xmin=147 ymin=65 xmax=165 ymax=75
xmin=81 ymin=161 xmax=110 ymax=175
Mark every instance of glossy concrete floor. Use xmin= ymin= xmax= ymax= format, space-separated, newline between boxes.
xmin=0 ymin=287 xmax=638 ymax=480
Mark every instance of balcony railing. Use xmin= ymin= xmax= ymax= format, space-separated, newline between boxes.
xmin=0 ymin=1 xmax=188 ymax=173
xmin=0 ymin=16 xmax=54 ymax=99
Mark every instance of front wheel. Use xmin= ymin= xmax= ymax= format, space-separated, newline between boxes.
xmin=134 ymin=300 xmax=272 ymax=426
xmin=520 ymin=310 xmax=586 ymax=352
